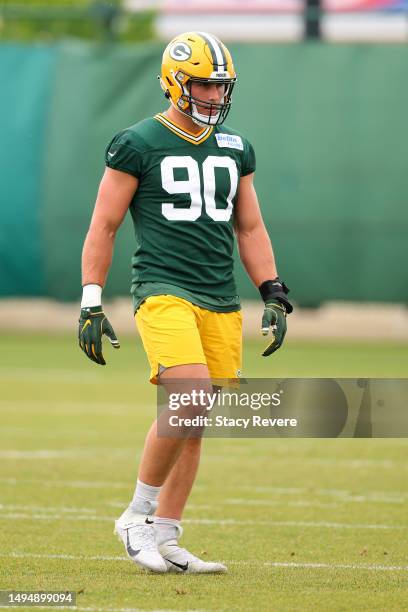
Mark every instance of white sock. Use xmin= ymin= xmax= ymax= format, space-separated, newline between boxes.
xmin=153 ymin=516 xmax=181 ymax=545
xmin=129 ymin=479 xmax=161 ymax=515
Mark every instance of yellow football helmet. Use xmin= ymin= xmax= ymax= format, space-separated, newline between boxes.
xmin=159 ymin=31 xmax=236 ymax=127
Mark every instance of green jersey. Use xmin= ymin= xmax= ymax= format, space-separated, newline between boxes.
xmin=105 ymin=113 xmax=256 ymax=313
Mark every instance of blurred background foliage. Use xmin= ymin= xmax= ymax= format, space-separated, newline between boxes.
xmin=0 ymin=1 xmax=155 ymax=42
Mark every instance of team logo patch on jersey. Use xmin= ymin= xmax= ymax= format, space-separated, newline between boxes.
xmin=215 ymin=134 xmax=243 ymax=151
xmin=169 ymin=42 xmax=192 ymax=61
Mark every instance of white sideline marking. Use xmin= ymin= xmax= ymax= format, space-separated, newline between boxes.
xmin=0 ymin=606 xmax=203 ymax=612
xmin=0 ymin=400 xmax=150 ymax=415
xmin=0 ymin=477 xmax=129 ymax=489
xmin=0 ymin=368 xmax=101 ymax=383
xmin=2 ymin=478 xmax=408 ymax=503
xmin=225 ymin=499 xmax=339 ymax=509
xmin=0 ymin=450 xmax=132 ymax=459
xmin=0 ymin=500 xmax=339 ymax=513
xmin=183 ymin=519 xmax=406 ymax=530
xmin=0 ymin=511 xmax=405 ymax=530
xmin=2 ymin=552 xmax=128 ymax=561
xmin=0 ymin=609 xmax=204 ymax=612
xmin=2 ymin=552 xmax=408 ymax=572
xmin=226 ymin=495 xmax=405 ymax=506
xmin=296 ymin=458 xmax=408 ymax=469
xmin=236 ymin=486 xmax=408 ymax=504
xmin=0 ymin=504 xmax=97 ymax=513
xmin=242 ymin=486 xmax=305 ymax=494
xmin=0 ymin=451 xmax=89 ymax=459
xmin=263 ymin=561 xmax=408 ymax=571
xmin=1 ymin=450 xmax=407 ymax=468
xmin=0 ymin=512 xmax=113 ymax=521
xmin=202 ymin=456 xmax=408 ymax=469
xmin=0 ymin=605 xmax=203 ymax=612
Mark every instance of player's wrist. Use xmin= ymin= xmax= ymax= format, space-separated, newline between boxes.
xmin=81 ymin=284 xmax=102 ymax=308
xmin=79 ymin=306 xmax=104 ymax=319
xmin=258 ymin=278 xmax=293 ymax=314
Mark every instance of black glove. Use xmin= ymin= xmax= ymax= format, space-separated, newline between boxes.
xmin=78 ymin=306 xmax=120 ymax=365
xmin=259 ymin=278 xmax=293 ymax=357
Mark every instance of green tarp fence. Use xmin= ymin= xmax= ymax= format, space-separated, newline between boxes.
xmin=1 ymin=41 xmax=407 ymax=305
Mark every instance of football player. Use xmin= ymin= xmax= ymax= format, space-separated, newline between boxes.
xmin=79 ymin=31 xmax=293 ymax=574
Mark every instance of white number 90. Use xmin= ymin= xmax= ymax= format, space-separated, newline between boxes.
xmin=160 ymin=155 xmax=238 ymax=222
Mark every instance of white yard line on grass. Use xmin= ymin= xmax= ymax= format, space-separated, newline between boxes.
xmin=2 ymin=552 xmax=408 ymax=572
xmin=201 ymin=456 xmax=408 ymax=469
xmin=2 ymin=552 xmax=128 ymax=561
xmin=183 ymin=518 xmax=406 ymax=529
xmin=0 ymin=501 xmax=339 ymax=513
xmin=0 ymin=512 xmax=113 ymax=521
xmin=0 ymin=511 xmax=405 ymax=530
xmin=0 ymin=606 xmax=205 ymax=612
xmin=296 ymin=458 xmax=408 ymax=469
xmin=0 ymin=609 xmax=205 ymax=612
xmin=225 ymin=499 xmax=339 ymax=508
xmin=1 ymin=451 xmax=407 ymax=469
xmin=263 ymin=561 xmax=408 ymax=571
xmin=2 ymin=478 xmax=408 ymax=503
xmin=0 ymin=451 xmax=93 ymax=459
xmin=0 ymin=478 xmax=129 ymax=489
xmin=0 ymin=504 xmax=97 ymax=513
xmin=0 ymin=450 xmax=133 ymax=459
xmin=0 ymin=400 xmax=148 ymax=415
xmin=234 ymin=486 xmax=408 ymax=503
xmin=0 ymin=368 xmax=101 ymax=383
xmin=226 ymin=496 xmax=405 ymax=506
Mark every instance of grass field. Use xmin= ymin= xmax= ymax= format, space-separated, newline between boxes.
xmin=1 ymin=334 xmax=408 ymax=611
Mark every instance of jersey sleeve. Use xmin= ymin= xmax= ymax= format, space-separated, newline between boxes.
xmin=105 ymin=130 xmax=143 ymax=178
xmin=241 ymin=140 xmax=256 ymax=176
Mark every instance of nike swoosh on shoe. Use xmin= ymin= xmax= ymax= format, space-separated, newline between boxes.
xmin=126 ymin=530 xmax=141 ymax=557
xmin=166 ymin=559 xmax=189 ymax=571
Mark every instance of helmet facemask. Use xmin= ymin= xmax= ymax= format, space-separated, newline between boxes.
xmin=174 ymin=72 xmax=236 ymax=127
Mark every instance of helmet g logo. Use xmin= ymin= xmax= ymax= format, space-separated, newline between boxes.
xmin=169 ymin=42 xmax=192 ymax=62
